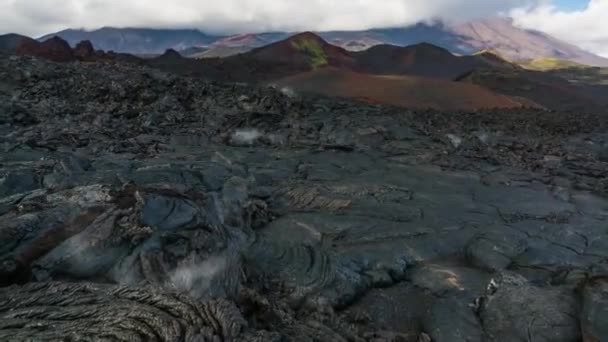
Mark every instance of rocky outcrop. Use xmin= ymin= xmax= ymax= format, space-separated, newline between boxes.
xmin=480 ymin=273 xmax=581 ymax=342
xmin=73 ymin=40 xmax=96 ymax=59
xmin=0 ymin=54 xmax=607 ymax=340
xmin=16 ymin=37 xmax=116 ymax=63
xmin=16 ymin=36 xmax=76 ymax=62
xmin=0 ymin=33 xmax=38 ymax=53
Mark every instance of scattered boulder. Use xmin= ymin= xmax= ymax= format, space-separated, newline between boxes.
xmin=423 ymin=297 xmax=484 ymax=342
xmin=480 ymin=273 xmax=581 ymax=342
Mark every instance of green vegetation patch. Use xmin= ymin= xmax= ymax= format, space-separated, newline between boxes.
xmin=291 ymin=39 xmax=328 ymax=69
xmin=474 ymin=49 xmax=506 ymax=59
xmin=521 ymin=58 xmax=587 ymax=71
xmin=520 ymin=58 xmax=608 ymax=85
xmin=553 ymin=67 xmax=608 ymax=85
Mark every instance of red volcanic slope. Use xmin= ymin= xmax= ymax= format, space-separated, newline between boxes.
xmin=17 ymin=36 xmax=76 ymax=62
xmin=16 ymin=37 xmax=118 ymax=62
xmin=248 ymin=32 xmax=356 ymax=69
xmin=274 ymin=67 xmax=540 ymax=111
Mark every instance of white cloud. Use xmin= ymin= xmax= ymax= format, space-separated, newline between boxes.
xmin=0 ymin=0 xmax=534 ymax=37
xmin=512 ymin=0 xmax=608 ymax=57
xmin=6 ymin=0 xmax=604 ymax=58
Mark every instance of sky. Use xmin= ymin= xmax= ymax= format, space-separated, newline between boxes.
xmin=0 ymin=0 xmax=606 ymax=57
xmin=551 ymin=0 xmax=589 ymax=11
xmin=512 ymin=0 xmax=608 ymax=57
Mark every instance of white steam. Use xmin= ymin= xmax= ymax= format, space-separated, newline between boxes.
xmin=231 ymin=128 xmax=263 ymax=146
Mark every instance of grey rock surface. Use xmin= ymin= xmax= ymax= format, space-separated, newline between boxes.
xmin=480 ymin=273 xmax=581 ymax=342
xmin=0 ymin=53 xmax=607 ymax=341
xmin=581 ymin=278 xmax=608 ymax=342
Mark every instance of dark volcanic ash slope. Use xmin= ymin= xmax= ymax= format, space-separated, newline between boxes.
xmin=1 ymin=54 xmax=608 ymax=341
xmin=0 ymin=34 xmax=37 ymax=53
xmin=456 ymin=67 xmax=608 ymax=112
xmin=351 ymin=43 xmax=517 ymax=79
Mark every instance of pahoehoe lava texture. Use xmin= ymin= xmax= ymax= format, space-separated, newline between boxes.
xmin=1 ymin=53 xmax=607 ymax=341
xmin=0 ymin=282 xmax=246 ymax=341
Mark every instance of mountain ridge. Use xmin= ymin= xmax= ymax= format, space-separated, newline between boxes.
xmin=0 ymin=33 xmax=37 ymax=53
xmin=33 ymin=18 xmax=608 ymax=66
xmin=38 ymin=27 xmax=224 ymax=54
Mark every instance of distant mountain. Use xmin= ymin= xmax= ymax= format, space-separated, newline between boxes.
xmin=188 ymin=46 xmax=250 ymax=59
xmin=190 ymin=18 xmax=608 ymax=67
xmin=320 ymin=18 xmax=608 ymax=67
xmin=352 ymin=43 xmax=517 ymax=79
xmin=39 ymin=28 xmax=224 ymax=54
xmin=40 ymin=19 xmax=608 ymax=66
xmin=321 ymin=35 xmax=385 ymax=52
xmin=149 ymin=32 xmax=518 ymax=82
xmin=250 ymin=18 xmax=608 ymax=67
xmin=178 ymin=46 xmax=207 ymax=57
xmin=319 ymin=24 xmax=465 ymax=54
xmin=448 ymin=18 xmax=608 ymax=67
xmin=187 ymin=33 xmax=288 ymax=59
xmin=213 ymin=33 xmax=271 ymax=48
xmin=0 ymin=33 xmax=37 ymax=53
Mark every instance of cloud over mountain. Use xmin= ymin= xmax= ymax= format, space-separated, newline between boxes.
xmin=512 ymin=0 xmax=608 ymax=57
xmin=2 ymin=0 xmax=605 ymax=58
xmin=0 ymin=0 xmax=533 ymax=37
